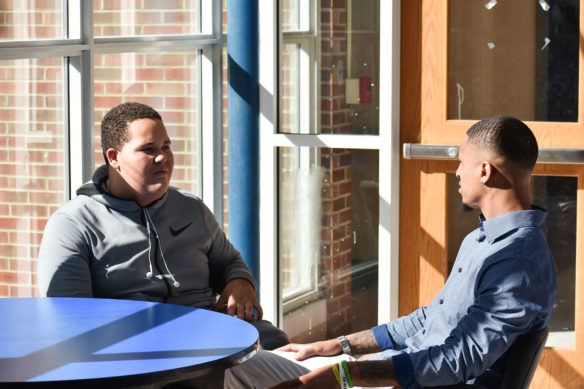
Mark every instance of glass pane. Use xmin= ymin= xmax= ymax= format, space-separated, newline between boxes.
xmin=94 ymin=52 xmax=200 ymax=195
xmin=0 ymin=57 xmax=65 ymax=297
xmin=0 ymin=1 xmax=64 ymax=40
xmin=281 ymin=0 xmax=309 ymax=32
xmin=280 ymin=147 xmax=378 ymax=342
xmin=281 ymin=43 xmax=306 ymax=134
xmin=448 ymin=0 xmax=579 ymax=122
xmin=447 ymin=174 xmax=576 ymax=347
xmin=280 ymin=0 xmax=380 ymax=134
xmin=93 ymin=0 xmax=201 ymax=37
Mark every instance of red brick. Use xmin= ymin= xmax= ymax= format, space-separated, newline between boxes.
xmin=11 ymin=205 xmax=49 ymax=218
xmin=10 ymin=258 xmax=36 ymax=272
xmin=0 ymin=272 xmax=18 ymax=283
xmin=135 ymin=97 xmax=164 ymax=109
xmin=5 ymin=12 xmax=43 ymax=25
xmin=158 ymin=111 xmax=184 ymax=124
xmin=29 ymin=191 xmax=64 ymax=204
xmin=9 ymin=285 xmax=37 ymax=298
xmin=145 ymin=82 xmax=185 ymax=95
xmin=144 ymin=0 xmax=184 ymax=8
xmin=0 ymin=284 xmax=8 ymax=297
xmin=44 ymin=95 xmax=63 ymax=108
xmin=95 ymin=54 xmax=123 ymax=66
xmin=100 ymin=0 xmax=141 ymax=10
xmin=164 ymin=11 xmax=196 ymax=24
xmin=28 ymin=0 xmax=60 ymax=9
xmin=106 ymin=82 xmax=144 ymax=95
xmin=133 ymin=68 xmax=164 ymax=80
xmin=143 ymin=25 xmax=183 ymax=35
xmin=31 ymin=81 xmax=59 ymax=94
xmin=93 ymin=82 xmax=105 ymax=94
xmin=93 ymin=11 xmax=120 ymax=25
xmin=332 ymin=167 xmax=346 ymax=182
xmin=94 ymin=96 xmax=123 ymax=109
xmin=29 ymin=165 xmax=63 ymax=178
xmin=165 ymin=68 xmax=193 ymax=81
xmin=31 ymin=26 xmax=61 ymax=39
xmin=100 ymin=26 xmax=127 ymax=36
xmin=9 ymin=231 xmax=44 ymax=246
xmin=43 ymin=10 xmax=62 ymax=24
xmin=165 ymin=97 xmax=193 ymax=110
xmin=135 ymin=11 xmax=163 ymax=24
xmin=0 ymin=163 xmax=20 ymax=176
xmin=94 ymin=68 xmax=122 ymax=81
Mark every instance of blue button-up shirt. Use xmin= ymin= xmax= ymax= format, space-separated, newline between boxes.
xmin=372 ymin=207 xmax=557 ymax=388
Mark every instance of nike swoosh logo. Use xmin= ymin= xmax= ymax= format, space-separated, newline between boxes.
xmin=169 ymin=222 xmax=193 ymax=236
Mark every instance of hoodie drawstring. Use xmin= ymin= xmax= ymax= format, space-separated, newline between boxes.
xmin=143 ymin=208 xmax=180 ymax=288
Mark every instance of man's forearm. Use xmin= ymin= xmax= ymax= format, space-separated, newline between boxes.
xmin=346 ymin=329 xmax=381 ymax=355
xmin=351 ymin=360 xmax=399 ymax=387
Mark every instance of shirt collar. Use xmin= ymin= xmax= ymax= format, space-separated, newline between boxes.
xmin=476 ymin=205 xmax=547 ymax=243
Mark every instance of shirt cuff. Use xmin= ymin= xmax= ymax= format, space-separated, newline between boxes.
xmin=393 ymin=353 xmax=420 ymax=389
xmin=372 ymin=324 xmax=395 ymax=350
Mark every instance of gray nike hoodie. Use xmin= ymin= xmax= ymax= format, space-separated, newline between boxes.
xmin=38 ymin=164 xmax=256 ymax=308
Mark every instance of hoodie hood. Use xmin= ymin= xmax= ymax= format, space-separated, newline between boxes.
xmin=76 ymin=164 xmax=178 ymax=288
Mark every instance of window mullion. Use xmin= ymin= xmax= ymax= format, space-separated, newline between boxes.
xmin=67 ymin=1 xmax=94 ymax=198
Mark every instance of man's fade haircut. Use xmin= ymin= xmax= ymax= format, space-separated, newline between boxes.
xmin=100 ymin=102 xmax=162 ymax=164
xmin=466 ymin=115 xmax=538 ymax=172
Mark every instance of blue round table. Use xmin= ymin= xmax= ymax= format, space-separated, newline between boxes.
xmin=0 ymin=297 xmax=259 ymax=387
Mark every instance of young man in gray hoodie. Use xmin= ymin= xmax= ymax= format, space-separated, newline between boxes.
xmin=38 ymin=102 xmax=288 ymax=352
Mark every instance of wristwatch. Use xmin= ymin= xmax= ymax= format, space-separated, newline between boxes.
xmin=337 ymin=335 xmax=352 ymax=355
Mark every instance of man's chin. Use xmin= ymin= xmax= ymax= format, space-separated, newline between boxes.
xmin=459 ymin=202 xmax=475 ymax=213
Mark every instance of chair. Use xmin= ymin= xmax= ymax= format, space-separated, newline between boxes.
xmin=426 ymin=326 xmax=549 ymax=389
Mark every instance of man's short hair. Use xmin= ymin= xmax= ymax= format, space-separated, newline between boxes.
xmin=100 ymin=102 xmax=162 ymax=164
xmin=466 ymin=116 xmax=538 ymax=172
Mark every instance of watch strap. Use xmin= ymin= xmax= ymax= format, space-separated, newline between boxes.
xmin=337 ymin=335 xmax=352 ymax=355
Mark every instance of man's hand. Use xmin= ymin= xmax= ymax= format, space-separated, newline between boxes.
xmin=214 ymin=278 xmax=263 ymax=321
xmin=269 ymin=364 xmax=338 ymax=389
xmin=277 ymin=339 xmax=342 ymax=361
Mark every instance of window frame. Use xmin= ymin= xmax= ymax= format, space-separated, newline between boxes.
xmin=279 ymin=0 xmax=320 ymax=309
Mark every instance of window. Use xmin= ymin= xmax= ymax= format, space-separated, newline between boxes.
xmin=281 ymin=0 xmax=315 ymax=134
xmin=0 ymin=1 xmax=224 ymax=298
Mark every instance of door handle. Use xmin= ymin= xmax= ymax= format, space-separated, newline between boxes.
xmin=403 ymin=143 xmax=584 ymax=164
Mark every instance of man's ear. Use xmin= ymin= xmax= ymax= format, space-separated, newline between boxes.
xmin=106 ymin=148 xmax=120 ymax=169
xmin=480 ymin=161 xmax=493 ymax=184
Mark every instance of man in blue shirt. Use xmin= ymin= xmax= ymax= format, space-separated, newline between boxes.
xmin=225 ymin=116 xmax=557 ymax=388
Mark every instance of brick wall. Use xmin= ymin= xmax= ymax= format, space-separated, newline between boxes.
xmin=320 ymin=1 xmax=353 ymax=337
